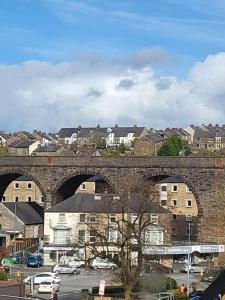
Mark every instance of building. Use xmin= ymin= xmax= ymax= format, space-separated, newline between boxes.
xmin=33 ymin=144 xmax=64 ymax=156
xmin=0 ymin=202 xmax=44 ymax=252
xmin=133 ymin=131 xmax=164 ymax=156
xmin=1 ymin=176 xmax=43 ymax=205
xmin=185 ymin=124 xmax=225 ymax=151
xmin=57 ymin=128 xmax=79 ymax=145
xmin=43 ymin=193 xmax=171 ymax=265
xmin=7 ymin=140 xmax=40 ymax=155
xmin=158 ymin=176 xmax=198 ymax=243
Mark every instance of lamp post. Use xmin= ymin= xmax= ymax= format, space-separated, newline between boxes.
xmin=13 ymin=200 xmax=17 ymax=255
xmin=187 ymin=222 xmax=192 ymax=296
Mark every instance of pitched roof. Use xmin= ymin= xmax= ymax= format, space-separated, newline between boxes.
xmin=143 ymin=132 xmax=164 ymax=143
xmin=58 ymin=128 xmax=78 ymax=138
xmin=113 ymin=126 xmax=145 ymax=138
xmin=2 ymin=202 xmax=44 ymax=224
xmin=46 ymin=193 xmax=168 ymax=214
xmin=160 ymin=176 xmax=182 ymax=184
xmin=13 ymin=140 xmax=37 ymax=148
xmin=34 ymin=144 xmax=62 ymax=153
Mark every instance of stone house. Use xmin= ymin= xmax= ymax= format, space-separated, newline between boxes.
xmin=7 ymin=140 xmax=40 ymax=155
xmin=1 ymin=175 xmax=43 ymax=205
xmin=43 ymin=193 xmax=171 ymax=265
xmin=0 ymin=202 xmax=44 ymax=241
xmin=32 ymin=131 xmax=56 ymax=145
xmin=158 ymin=176 xmax=198 ymax=243
xmin=133 ymin=131 xmax=164 ymax=156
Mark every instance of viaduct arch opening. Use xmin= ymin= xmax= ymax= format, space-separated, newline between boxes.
xmin=53 ymin=172 xmax=114 ymax=204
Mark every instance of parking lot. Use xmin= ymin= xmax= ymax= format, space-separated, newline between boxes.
xmin=11 ymin=263 xmax=210 ymax=299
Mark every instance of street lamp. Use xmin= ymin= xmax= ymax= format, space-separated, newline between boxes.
xmin=187 ymin=222 xmax=192 ymax=296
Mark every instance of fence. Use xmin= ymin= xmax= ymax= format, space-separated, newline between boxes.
xmin=148 ymin=292 xmax=175 ymax=300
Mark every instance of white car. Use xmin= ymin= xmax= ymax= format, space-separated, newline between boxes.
xmin=68 ymin=258 xmax=85 ymax=268
xmin=92 ymin=258 xmax=117 ymax=270
xmin=53 ymin=264 xmax=80 ymax=274
xmin=24 ymin=272 xmax=61 ymax=284
xmin=37 ymin=280 xmax=59 ymax=294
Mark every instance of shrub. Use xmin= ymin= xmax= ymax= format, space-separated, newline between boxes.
xmin=0 ymin=270 xmax=8 ymax=281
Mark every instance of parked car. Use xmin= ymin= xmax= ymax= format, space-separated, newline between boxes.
xmin=37 ymin=280 xmax=59 ymax=294
xmin=189 ymin=291 xmax=204 ymax=299
xmin=0 ymin=263 xmax=10 ymax=273
xmin=53 ymin=264 xmax=80 ymax=274
xmin=143 ymin=262 xmax=173 ymax=274
xmin=11 ymin=251 xmax=31 ymax=264
xmin=67 ymin=258 xmax=85 ymax=268
xmin=27 ymin=255 xmax=43 ymax=268
xmin=181 ymin=263 xmax=206 ymax=273
xmin=24 ymin=272 xmax=61 ymax=284
xmin=91 ymin=258 xmax=117 ymax=270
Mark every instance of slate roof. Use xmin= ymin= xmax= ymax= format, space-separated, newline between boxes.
xmin=58 ymin=128 xmax=78 ymax=138
xmin=34 ymin=144 xmax=62 ymax=153
xmin=46 ymin=193 xmax=168 ymax=214
xmin=2 ymin=202 xmax=44 ymax=224
xmin=113 ymin=126 xmax=145 ymax=138
xmin=13 ymin=140 xmax=37 ymax=148
xmin=143 ymin=132 xmax=164 ymax=143
xmin=160 ymin=176 xmax=182 ymax=184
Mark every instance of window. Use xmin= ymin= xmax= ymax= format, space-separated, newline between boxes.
xmin=110 ymin=214 xmax=117 ymax=223
xmin=161 ymin=200 xmax=167 ymax=206
xmin=171 ymin=228 xmax=177 ymax=236
xmin=144 ymin=230 xmax=163 ymax=245
xmin=39 ymin=196 xmax=44 ymax=202
xmin=89 ymin=214 xmax=96 ymax=223
xmin=80 ymin=214 xmax=86 ymax=223
xmin=14 ymin=196 xmax=19 ymax=202
xmin=79 ymin=229 xmax=85 ymax=243
xmin=172 ymin=214 xmax=177 ymax=221
xmin=89 ymin=230 xmax=96 ymax=242
xmin=58 ymin=213 xmax=66 ymax=223
xmin=2 ymin=196 xmax=6 ymax=202
xmin=27 ymin=182 xmax=32 ymax=189
xmin=186 ymin=186 xmax=191 ymax=193
xmin=54 ymin=229 xmax=70 ymax=244
xmin=14 ymin=182 xmax=20 ymax=189
xmin=80 ymin=183 xmax=86 ymax=190
xmin=171 ymin=185 xmax=178 ymax=192
xmin=186 ymin=227 xmax=193 ymax=237
xmin=172 ymin=199 xmax=177 ymax=207
xmin=185 ymin=199 xmax=192 ymax=207
xmin=27 ymin=196 xmax=32 ymax=202
xmin=161 ymin=185 xmax=167 ymax=191
xmin=151 ymin=215 xmax=158 ymax=225
xmin=186 ymin=214 xmax=192 ymax=222
xmin=108 ymin=229 xmax=118 ymax=243
xmin=132 ymin=214 xmax=138 ymax=224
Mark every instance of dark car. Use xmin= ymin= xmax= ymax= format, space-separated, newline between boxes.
xmin=27 ymin=255 xmax=43 ymax=268
xmin=11 ymin=251 xmax=31 ymax=264
xmin=0 ymin=263 xmax=10 ymax=273
xmin=143 ymin=262 xmax=173 ymax=274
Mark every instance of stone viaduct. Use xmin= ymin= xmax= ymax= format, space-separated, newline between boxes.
xmin=0 ymin=156 xmax=225 ymax=244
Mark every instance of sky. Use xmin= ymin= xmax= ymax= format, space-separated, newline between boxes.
xmin=1 ymin=0 xmax=225 ymax=132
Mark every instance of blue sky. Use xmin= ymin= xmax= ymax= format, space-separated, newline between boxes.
xmin=1 ymin=0 xmax=225 ymax=71
xmin=1 ymin=0 xmax=225 ymax=131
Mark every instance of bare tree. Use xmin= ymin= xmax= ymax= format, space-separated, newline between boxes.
xmin=76 ymin=173 xmax=164 ymax=300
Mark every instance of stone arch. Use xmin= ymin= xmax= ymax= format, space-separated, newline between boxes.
xmin=0 ymin=168 xmax=47 ymax=201
xmin=52 ymin=169 xmax=116 ymax=204
xmin=138 ymin=168 xmax=203 ymax=217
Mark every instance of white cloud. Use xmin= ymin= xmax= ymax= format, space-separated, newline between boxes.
xmin=1 ymin=51 xmax=225 ymax=132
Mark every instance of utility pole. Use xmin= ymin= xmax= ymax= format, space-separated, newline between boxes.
xmin=13 ymin=200 xmax=17 ymax=255
xmin=187 ymin=222 xmax=192 ymax=296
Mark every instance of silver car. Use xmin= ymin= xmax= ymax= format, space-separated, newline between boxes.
xmin=53 ymin=264 xmax=80 ymax=274
xmin=181 ymin=263 xmax=206 ymax=273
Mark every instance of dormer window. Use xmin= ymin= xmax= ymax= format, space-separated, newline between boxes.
xmin=107 ymin=128 xmax=112 ymax=133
